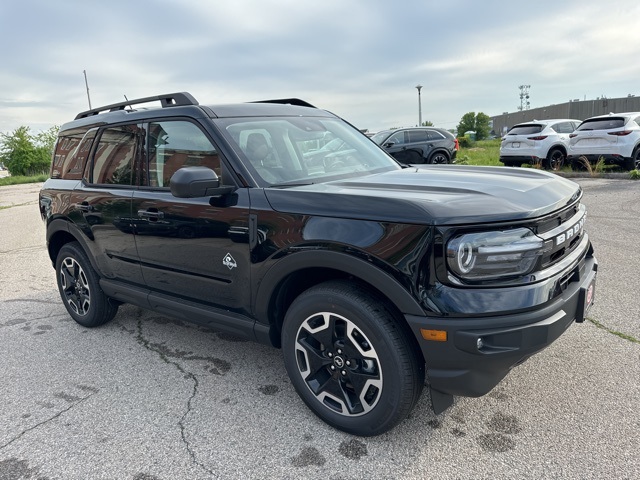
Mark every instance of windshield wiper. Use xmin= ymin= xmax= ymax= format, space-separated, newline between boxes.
xmin=268 ymin=182 xmax=315 ymax=188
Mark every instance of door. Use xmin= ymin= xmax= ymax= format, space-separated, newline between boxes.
xmin=131 ymin=120 xmax=252 ymax=314
xmin=71 ymin=123 xmax=145 ymax=285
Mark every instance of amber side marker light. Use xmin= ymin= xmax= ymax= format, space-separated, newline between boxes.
xmin=420 ymin=329 xmax=448 ymax=342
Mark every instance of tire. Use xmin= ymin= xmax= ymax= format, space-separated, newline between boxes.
xmin=626 ymin=148 xmax=640 ymax=171
xmin=546 ymin=148 xmax=565 ymax=171
xmin=570 ymin=157 xmax=588 ymax=171
xmin=281 ymin=280 xmax=424 ymax=436
xmin=55 ymin=242 xmax=118 ymax=327
xmin=428 ymin=152 xmax=449 ymax=164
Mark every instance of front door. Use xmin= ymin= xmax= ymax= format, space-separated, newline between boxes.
xmin=131 ymin=120 xmax=252 ymax=315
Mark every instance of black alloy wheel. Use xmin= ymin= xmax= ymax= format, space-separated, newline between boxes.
xmin=429 ymin=152 xmax=449 ymax=164
xmin=546 ymin=148 xmax=565 ymax=171
xmin=55 ymin=242 xmax=118 ymax=327
xmin=282 ymin=280 xmax=424 ymax=436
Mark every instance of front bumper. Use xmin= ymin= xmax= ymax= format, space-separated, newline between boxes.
xmin=405 ymin=254 xmax=597 ymax=401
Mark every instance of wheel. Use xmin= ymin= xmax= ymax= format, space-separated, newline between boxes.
xmin=570 ymin=157 xmax=588 ymax=171
xmin=428 ymin=152 xmax=449 ymax=164
xmin=281 ymin=280 xmax=424 ymax=436
xmin=627 ymin=148 xmax=640 ymax=170
xmin=546 ymin=148 xmax=565 ymax=171
xmin=55 ymin=242 xmax=118 ymax=327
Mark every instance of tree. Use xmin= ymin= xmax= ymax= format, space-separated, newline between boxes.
xmin=475 ymin=113 xmax=491 ymax=141
xmin=421 ymin=120 xmax=434 ymax=126
xmin=0 ymin=125 xmax=59 ymax=176
xmin=456 ymin=112 xmax=491 ymax=141
xmin=457 ymin=112 xmax=476 ymax=138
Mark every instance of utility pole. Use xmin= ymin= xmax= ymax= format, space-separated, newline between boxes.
xmin=518 ymin=85 xmax=530 ymax=111
xmin=415 ymin=84 xmax=423 ymax=126
xmin=83 ymin=70 xmax=92 ymax=109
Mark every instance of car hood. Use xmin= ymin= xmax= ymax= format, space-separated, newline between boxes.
xmin=263 ymin=165 xmax=582 ymax=225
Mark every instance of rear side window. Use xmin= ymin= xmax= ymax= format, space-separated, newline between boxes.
xmin=92 ymin=125 xmax=143 ymax=185
xmin=576 ymin=118 xmax=625 ymax=131
xmin=552 ymin=122 xmax=575 ymax=134
xmin=51 ymin=128 xmax=96 ymax=179
xmin=507 ymin=124 xmax=543 ymax=135
xmin=407 ymin=130 xmax=429 ymax=142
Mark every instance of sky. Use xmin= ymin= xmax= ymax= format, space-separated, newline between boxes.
xmin=1 ymin=0 xmax=640 ymax=135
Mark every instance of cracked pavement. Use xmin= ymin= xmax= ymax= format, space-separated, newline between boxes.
xmin=0 ymin=180 xmax=639 ymax=479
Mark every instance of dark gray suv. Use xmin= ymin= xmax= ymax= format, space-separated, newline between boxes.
xmin=371 ymin=127 xmax=458 ymax=164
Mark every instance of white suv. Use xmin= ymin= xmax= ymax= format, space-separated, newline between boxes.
xmin=500 ymin=119 xmax=580 ymax=171
xmin=567 ymin=112 xmax=640 ymax=171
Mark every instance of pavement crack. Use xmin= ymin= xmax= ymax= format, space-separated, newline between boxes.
xmin=0 ymin=393 xmax=96 ymax=451
xmin=135 ymin=313 xmax=216 ymax=477
xmin=587 ymin=317 xmax=640 ymax=344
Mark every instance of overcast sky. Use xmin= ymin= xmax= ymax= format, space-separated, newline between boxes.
xmin=1 ymin=0 xmax=639 ymax=134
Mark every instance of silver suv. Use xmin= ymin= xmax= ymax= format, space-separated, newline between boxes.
xmin=500 ymin=119 xmax=580 ymax=170
xmin=567 ymin=112 xmax=640 ymax=171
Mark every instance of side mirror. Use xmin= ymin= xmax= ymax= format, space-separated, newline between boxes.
xmin=170 ymin=167 xmax=235 ymax=198
xmin=384 ymin=141 xmax=396 ymax=148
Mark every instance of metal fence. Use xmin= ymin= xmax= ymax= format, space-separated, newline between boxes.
xmin=491 ymin=96 xmax=640 ymax=136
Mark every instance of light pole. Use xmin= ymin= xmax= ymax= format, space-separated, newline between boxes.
xmin=415 ymin=85 xmax=423 ymax=126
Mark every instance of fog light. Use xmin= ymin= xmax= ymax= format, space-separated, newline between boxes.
xmin=477 ymin=337 xmax=484 ymax=350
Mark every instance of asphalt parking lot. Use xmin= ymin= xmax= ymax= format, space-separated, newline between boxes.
xmin=0 ymin=179 xmax=638 ymax=480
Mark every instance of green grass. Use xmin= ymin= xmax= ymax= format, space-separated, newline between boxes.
xmin=0 ymin=173 xmax=48 ymax=187
xmin=456 ymin=139 xmax=502 ymax=166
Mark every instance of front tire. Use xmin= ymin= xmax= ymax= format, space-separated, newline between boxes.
xmin=282 ymin=280 xmax=424 ymax=436
xmin=55 ymin=242 xmax=118 ymax=327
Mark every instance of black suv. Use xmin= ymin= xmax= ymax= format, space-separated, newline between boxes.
xmin=371 ymin=127 xmax=458 ymax=164
xmin=40 ymin=93 xmax=597 ymax=436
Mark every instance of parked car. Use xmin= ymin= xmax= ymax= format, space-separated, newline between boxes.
xmin=567 ymin=112 xmax=640 ymax=170
xmin=40 ymin=93 xmax=597 ymax=436
xmin=499 ymin=119 xmax=581 ymax=170
xmin=371 ymin=127 xmax=457 ymax=164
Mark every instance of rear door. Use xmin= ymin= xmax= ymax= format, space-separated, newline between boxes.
xmin=70 ymin=123 xmax=145 ymax=285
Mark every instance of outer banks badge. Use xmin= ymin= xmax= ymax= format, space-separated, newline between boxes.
xmin=223 ymin=253 xmax=237 ymax=270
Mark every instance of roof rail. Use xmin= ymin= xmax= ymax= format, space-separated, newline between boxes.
xmin=75 ymin=92 xmax=199 ymax=119
xmin=252 ymin=98 xmax=316 ymax=108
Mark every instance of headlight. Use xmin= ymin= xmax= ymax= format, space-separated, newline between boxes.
xmin=446 ymin=228 xmax=546 ymax=281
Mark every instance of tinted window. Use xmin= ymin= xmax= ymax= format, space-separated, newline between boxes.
xmin=387 ymin=131 xmax=405 ymax=145
xmin=426 ymin=130 xmax=446 ymax=141
xmin=145 ymin=121 xmax=220 ymax=188
xmin=92 ymin=125 xmax=142 ymax=185
xmin=507 ymin=124 xmax=543 ymax=135
xmin=577 ymin=118 xmax=625 ymax=131
xmin=407 ymin=130 xmax=429 ymax=142
xmin=51 ymin=128 xmax=97 ymax=180
xmin=552 ymin=122 xmax=575 ymax=134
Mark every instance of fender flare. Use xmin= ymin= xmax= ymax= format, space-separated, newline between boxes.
xmin=46 ymin=218 xmax=101 ymax=273
xmin=254 ymin=250 xmax=426 ymax=321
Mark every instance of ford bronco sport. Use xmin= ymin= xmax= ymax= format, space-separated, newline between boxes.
xmin=40 ymin=92 xmax=597 ymax=436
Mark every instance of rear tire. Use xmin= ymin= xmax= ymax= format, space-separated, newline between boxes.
xmin=281 ymin=280 xmax=424 ymax=436
xmin=55 ymin=242 xmax=118 ymax=327
xmin=546 ymin=148 xmax=565 ymax=171
xmin=429 ymin=152 xmax=449 ymax=164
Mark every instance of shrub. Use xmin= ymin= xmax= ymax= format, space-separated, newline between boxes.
xmin=629 ymin=169 xmax=640 ymax=180
xmin=457 ymin=136 xmax=473 ymax=149
xmin=0 ymin=125 xmax=58 ymax=176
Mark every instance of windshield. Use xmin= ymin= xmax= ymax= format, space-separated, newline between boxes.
xmin=371 ymin=131 xmax=392 ymax=145
xmin=215 ymin=117 xmax=400 ymax=186
xmin=576 ymin=117 xmax=625 ymax=131
xmin=507 ymin=124 xmax=543 ymax=135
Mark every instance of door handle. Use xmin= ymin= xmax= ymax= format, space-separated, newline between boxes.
xmin=77 ymin=202 xmax=94 ymax=212
xmin=137 ymin=209 xmax=164 ymax=219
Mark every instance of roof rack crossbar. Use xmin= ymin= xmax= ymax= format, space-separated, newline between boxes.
xmin=75 ymin=92 xmax=199 ymax=119
xmin=252 ymin=98 xmax=316 ymax=109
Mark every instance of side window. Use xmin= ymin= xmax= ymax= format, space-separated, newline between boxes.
xmin=554 ymin=122 xmax=573 ymax=134
xmin=388 ymin=131 xmax=405 ymax=145
xmin=425 ymin=130 xmax=445 ymax=141
xmin=51 ymin=128 xmax=97 ymax=180
xmin=408 ymin=130 xmax=428 ymax=142
xmin=634 ymin=117 xmax=640 ymax=127
xmin=146 ymin=121 xmax=220 ymax=188
xmin=92 ymin=125 xmax=142 ymax=185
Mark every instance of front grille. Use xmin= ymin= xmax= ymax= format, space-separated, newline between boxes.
xmin=537 ymin=203 xmax=587 ymax=269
